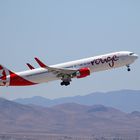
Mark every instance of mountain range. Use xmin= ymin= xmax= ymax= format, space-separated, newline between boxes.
xmin=0 ymin=97 xmax=140 ymax=136
xmin=14 ymin=89 xmax=140 ymax=112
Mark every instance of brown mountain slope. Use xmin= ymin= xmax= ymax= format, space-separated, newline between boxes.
xmin=0 ymin=98 xmax=140 ymax=135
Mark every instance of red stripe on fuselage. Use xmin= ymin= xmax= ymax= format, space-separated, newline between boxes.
xmin=9 ymin=71 xmax=37 ymax=86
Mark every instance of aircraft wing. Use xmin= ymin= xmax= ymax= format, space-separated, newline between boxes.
xmin=45 ymin=66 xmax=77 ymax=76
xmin=34 ymin=57 xmax=77 ymax=77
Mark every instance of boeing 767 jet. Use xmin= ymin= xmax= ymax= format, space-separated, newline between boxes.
xmin=0 ymin=51 xmax=138 ymax=86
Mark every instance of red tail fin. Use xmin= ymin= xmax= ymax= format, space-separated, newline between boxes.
xmin=0 ymin=65 xmax=11 ymax=86
xmin=0 ymin=65 xmax=36 ymax=86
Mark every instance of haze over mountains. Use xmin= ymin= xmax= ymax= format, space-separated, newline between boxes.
xmin=14 ymin=90 xmax=140 ymax=112
xmin=0 ymin=97 xmax=140 ymax=136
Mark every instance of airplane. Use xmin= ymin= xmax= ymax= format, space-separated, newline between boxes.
xmin=0 ymin=51 xmax=138 ymax=87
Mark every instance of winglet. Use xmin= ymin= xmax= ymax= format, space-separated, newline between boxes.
xmin=34 ymin=57 xmax=47 ymax=68
xmin=26 ymin=63 xmax=35 ymax=70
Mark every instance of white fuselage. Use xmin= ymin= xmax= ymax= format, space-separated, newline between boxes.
xmin=9 ymin=51 xmax=138 ymax=85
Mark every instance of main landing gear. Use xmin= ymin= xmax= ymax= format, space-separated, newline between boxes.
xmin=60 ymin=75 xmax=72 ymax=86
xmin=126 ymin=65 xmax=131 ymax=72
xmin=60 ymin=81 xmax=70 ymax=86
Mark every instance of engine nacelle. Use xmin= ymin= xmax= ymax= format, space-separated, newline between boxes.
xmin=76 ymin=68 xmax=90 ymax=78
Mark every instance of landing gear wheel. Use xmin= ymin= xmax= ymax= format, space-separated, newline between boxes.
xmin=60 ymin=81 xmax=70 ymax=86
xmin=60 ymin=82 xmax=65 ymax=86
xmin=65 ymin=82 xmax=70 ymax=86
xmin=127 ymin=68 xmax=131 ymax=72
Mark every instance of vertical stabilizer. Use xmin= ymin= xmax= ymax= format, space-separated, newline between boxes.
xmin=0 ymin=65 xmax=11 ymax=86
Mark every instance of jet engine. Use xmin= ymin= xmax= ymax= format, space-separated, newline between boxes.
xmin=76 ymin=68 xmax=90 ymax=78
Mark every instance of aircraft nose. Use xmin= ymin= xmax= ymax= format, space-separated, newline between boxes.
xmin=133 ymin=54 xmax=139 ymax=59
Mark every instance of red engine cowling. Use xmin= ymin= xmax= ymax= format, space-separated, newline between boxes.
xmin=76 ymin=68 xmax=90 ymax=78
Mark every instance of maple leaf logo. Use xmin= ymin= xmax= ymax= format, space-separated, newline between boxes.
xmin=0 ymin=66 xmax=7 ymax=86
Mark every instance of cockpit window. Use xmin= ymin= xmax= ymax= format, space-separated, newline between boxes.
xmin=129 ymin=53 xmax=134 ymax=55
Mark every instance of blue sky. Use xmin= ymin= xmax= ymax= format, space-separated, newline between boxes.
xmin=0 ymin=0 xmax=140 ymax=99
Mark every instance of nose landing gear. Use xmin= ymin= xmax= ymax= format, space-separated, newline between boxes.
xmin=126 ymin=65 xmax=131 ymax=72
